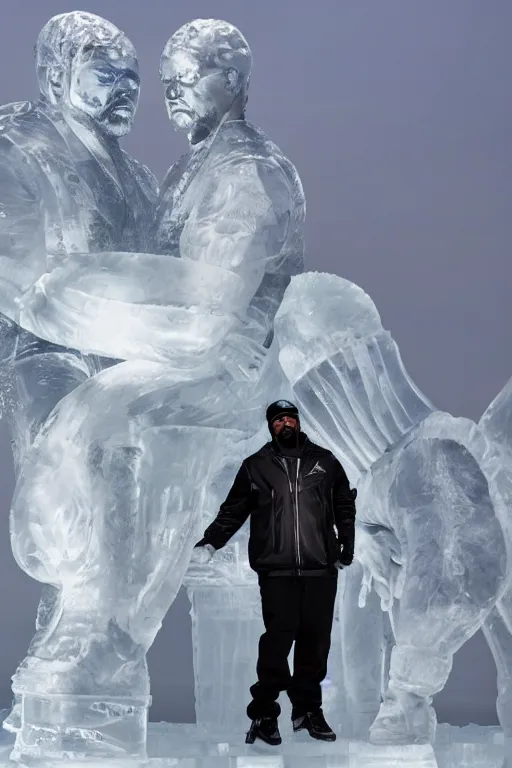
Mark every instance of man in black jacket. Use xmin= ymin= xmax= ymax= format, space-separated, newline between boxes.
xmin=192 ymin=400 xmax=357 ymax=746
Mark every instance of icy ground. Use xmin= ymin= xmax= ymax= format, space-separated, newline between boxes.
xmin=0 ymin=722 xmax=505 ymax=767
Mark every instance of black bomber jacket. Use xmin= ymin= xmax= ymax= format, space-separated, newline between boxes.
xmin=198 ymin=434 xmax=357 ymax=575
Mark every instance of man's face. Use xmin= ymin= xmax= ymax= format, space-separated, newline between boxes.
xmin=68 ymin=46 xmax=140 ymax=137
xmin=272 ymin=415 xmax=299 ymax=441
xmin=160 ymin=49 xmax=235 ymax=137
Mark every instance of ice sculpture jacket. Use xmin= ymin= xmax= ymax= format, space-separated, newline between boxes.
xmin=197 ymin=434 xmax=357 ymax=576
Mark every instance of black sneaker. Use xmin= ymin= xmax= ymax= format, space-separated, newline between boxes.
xmin=245 ymin=717 xmax=282 ymax=746
xmin=292 ymin=709 xmax=336 ymax=741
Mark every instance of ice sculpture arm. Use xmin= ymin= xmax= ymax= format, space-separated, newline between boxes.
xmin=0 ymin=142 xmax=46 ymax=323
xmin=196 ymin=462 xmax=254 ymax=550
xmin=332 ymin=460 xmax=357 ymax=564
xmin=180 ymin=155 xmax=293 ymax=375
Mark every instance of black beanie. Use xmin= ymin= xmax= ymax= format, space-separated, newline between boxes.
xmin=266 ymin=400 xmax=299 ymax=428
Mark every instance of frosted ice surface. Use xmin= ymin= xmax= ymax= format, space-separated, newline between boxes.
xmin=0 ymin=720 xmax=508 ymax=767
xmin=274 ymin=272 xmax=512 ymax=749
xmin=0 ymin=12 xmax=305 ymax=764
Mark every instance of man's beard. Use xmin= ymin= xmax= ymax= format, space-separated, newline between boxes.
xmin=279 ymin=426 xmax=297 ymax=446
xmin=99 ymin=98 xmax=136 ymax=137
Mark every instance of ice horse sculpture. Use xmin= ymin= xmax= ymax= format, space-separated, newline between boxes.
xmin=0 ymin=13 xmax=305 ymax=764
xmin=274 ymin=272 xmax=512 ymax=754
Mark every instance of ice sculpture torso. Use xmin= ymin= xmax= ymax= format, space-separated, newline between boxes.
xmin=0 ymin=99 xmax=157 ymax=323
xmin=154 ymin=119 xmax=304 ymax=377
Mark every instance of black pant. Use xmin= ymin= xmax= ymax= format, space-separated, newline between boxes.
xmin=247 ymin=571 xmax=338 ymax=720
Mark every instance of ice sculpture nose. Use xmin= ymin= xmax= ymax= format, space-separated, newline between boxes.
xmin=166 ymin=81 xmax=181 ymax=101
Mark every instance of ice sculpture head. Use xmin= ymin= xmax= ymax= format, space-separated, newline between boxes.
xmin=36 ymin=11 xmax=139 ymax=137
xmin=274 ymin=273 xmax=433 ymax=475
xmin=274 ymin=272 xmax=383 ymax=384
xmin=161 ymin=19 xmax=252 ymax=143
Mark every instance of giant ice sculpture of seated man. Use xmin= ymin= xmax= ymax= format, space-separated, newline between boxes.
xmin=6 ymin=17 xmax=305 ymax=762
xmin=274 ymin=272 xmax=512 ymax=747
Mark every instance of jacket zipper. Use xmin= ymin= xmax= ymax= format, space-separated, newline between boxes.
xmin=295 ymin=458 xmax=301 ymax=573
xmin=279 ymin=457 xmax=302 ymax=574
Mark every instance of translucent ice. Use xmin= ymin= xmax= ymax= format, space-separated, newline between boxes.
xmin=274 ymin=272 xmax=512 ymax=747
xmin=1 ymin=13 xmax=305 ymax=762
xmin=153 ymin=18 xmax=306 ymax=735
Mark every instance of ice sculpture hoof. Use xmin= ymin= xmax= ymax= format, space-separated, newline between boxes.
xmin=369 ymin=697 xmax=436 ymax=746
xmin=10 ymin=692 xmax=151 ymax=763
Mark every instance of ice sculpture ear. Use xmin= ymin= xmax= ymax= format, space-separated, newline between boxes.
xmin=46 ymin=67 xmax=65 ymax=103
xmin=224 ymin=67 xmax=241 ymax=94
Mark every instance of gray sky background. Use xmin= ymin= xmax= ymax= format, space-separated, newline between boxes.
xmin=0 ymin=0 xmax=510 ymax=726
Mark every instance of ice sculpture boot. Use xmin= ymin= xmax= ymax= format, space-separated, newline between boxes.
xmin=292 ymin=709 xmax=337 ymax=741
xmin=369 ymin=689 xmax=436 ymax=746
xmin=245 ymin=717 xmax=282 ymax=746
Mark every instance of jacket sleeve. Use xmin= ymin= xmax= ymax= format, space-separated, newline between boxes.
xmin=332 ymin=459 xmax=357 ymax=552
xmin=196 ymin=462 xmax=254 ymax=550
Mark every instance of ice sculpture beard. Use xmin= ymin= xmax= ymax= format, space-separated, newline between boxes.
xmin=65 ymin=46 xmax=140 ymax=138
xmin=160 ymin=46 xmax=247 ymax=145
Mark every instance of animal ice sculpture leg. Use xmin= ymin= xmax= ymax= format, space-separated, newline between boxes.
xmin=483 ymin=596 xmax=512 ymax=766
xmin=337 ymin=559 xmax=385 ymax=738
xmin=370 ymin=436 xmax=507 ymax=745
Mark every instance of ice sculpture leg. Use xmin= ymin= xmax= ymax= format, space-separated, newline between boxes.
xmin=8 ymin=360 xmax=245 ymax=761
xmin=338 ymin=560 xmax=386 ymax=738
xmin=370 ymin=438 xmax=507 ymax=746
xmin=3 ymin=335 xmax=95 ymax=736
xmin=483 ymin=597 xmax=512 ymax=766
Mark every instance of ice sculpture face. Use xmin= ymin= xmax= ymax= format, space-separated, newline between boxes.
xmin=160 ymin=19 xmax=251 ymax=141
xmin=36 ymin=11 xmax=139 ymax=137
xmin=68 ymin=46 xmax=139 ymax=137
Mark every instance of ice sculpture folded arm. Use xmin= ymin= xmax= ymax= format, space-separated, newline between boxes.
xmin=197 ymin=462 xmax=254 ymax=550
xmin=16 ymin=156 xmax=288 ymax=365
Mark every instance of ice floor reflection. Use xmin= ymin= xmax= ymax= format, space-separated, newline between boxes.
xmin=0 ymin=721 xmax=506 ymax=767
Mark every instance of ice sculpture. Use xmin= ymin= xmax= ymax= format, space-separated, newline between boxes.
xmin=274 ymin=272 xmax=512 ymax=752
xmin=0 ymin=10 xmax=160 ymax=762
xmin=0 ymin=14 xmax=305 ymax=763
xmin=154 ymin=18 xmax=306 ymax=735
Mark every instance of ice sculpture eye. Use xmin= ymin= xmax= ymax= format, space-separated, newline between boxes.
xmin=94 ymin=67 xmax=116 ymax=85
xmin=179 ymin=70 xmax=199 ymax=87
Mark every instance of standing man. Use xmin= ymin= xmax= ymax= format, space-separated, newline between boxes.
xmin=193 ymin=400 xmax=357 ymax=746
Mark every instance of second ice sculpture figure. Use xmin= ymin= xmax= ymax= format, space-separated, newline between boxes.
xmin=274 ymin=272 xmax=512 ymax=747
xmin=155 ymin=19 xmax=305 ymax=734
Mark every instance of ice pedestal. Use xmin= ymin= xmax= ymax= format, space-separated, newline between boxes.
xmin=10 ymin=693 xmax=150 ymax=763
xmin=188 ymin=585 xmax=262 ymax=733
xmin=186 ymin=571 xmax=346 ymax=736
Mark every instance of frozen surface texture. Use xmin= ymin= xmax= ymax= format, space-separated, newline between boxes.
xmin=0 ymin=719 xmax=509 ymax=767
xmin=0 ymin=13 xmax=305 ymax=764
xmin=274 ymin=272 xmax=512 ymax=749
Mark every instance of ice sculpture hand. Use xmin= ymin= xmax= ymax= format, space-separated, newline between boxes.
xmin=190 ymin=544 xmax=216 ymax=565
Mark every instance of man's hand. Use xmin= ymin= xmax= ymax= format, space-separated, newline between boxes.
xmin=189 ymin=543 xmax=216 ymax=565
xmin=338 ymin=539 xmax=354 ymax=567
